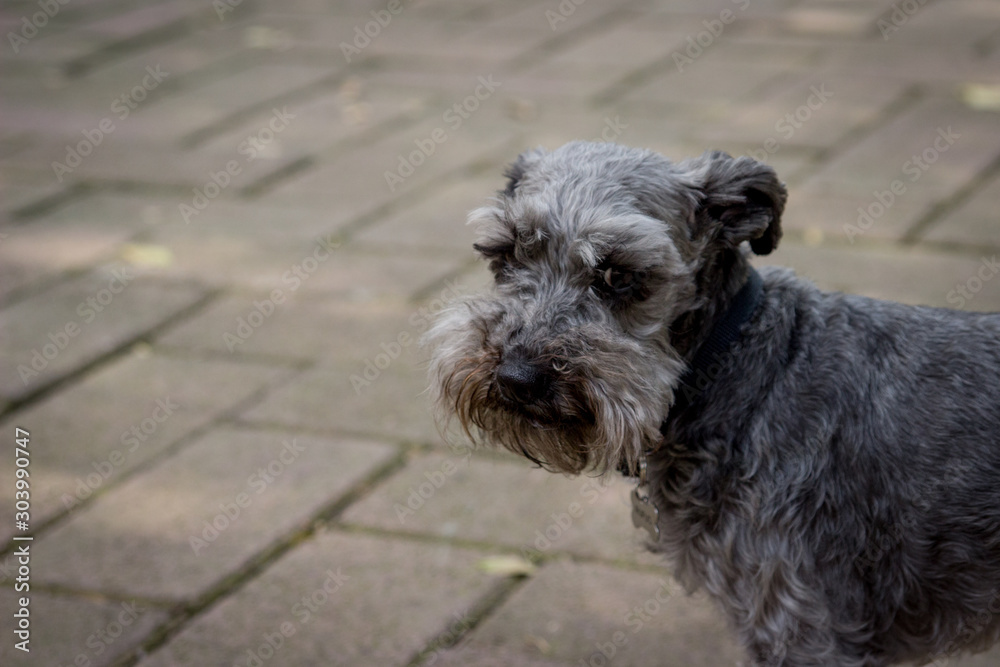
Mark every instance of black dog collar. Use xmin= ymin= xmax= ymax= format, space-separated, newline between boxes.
xmin=620 ymin=266 xmax=765 ymax=478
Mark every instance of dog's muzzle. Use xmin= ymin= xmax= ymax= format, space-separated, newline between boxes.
xmin=494 ymin=352 xmax=552 ymax=405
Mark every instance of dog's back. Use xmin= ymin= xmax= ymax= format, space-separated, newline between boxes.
xmin=656 ymin=265 xmax=1000 ymax=664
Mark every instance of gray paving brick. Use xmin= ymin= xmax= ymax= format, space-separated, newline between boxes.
xmin=100 ymin=63 xmax=338 ymax=145
xmin=342 ymin=451 xmax=666 ymax=566
xmin=13 ymin=191 xmax=178 ymax=233
xmin=462 ymin=559 xmax=744 ymax=666
xmin=240 ymin=352 xmax=438 ymax=444
xmin=0 ymin=214 xmax=138 ymax=302
xmin=754 ymin=240 xmax=1000 ymax=311
xmin=3 ymin=0 xmax=1000 ymax=662
xmin=796 ymin=98 xmax=1000 ymax=241
xmin=0 ymin=266 xmax=207 ymax=402
xmin=18 ymin=134 xmax=308 ymax=192
xmin=196 ymin=82 xmax=428 ymax=159
xmin=145 ymin=217 xmax=464 ymax=294
xmin=922 ymin=172 xmax=1000 ymax=249
xmin=431 ymin=646 xmax=573 ymax=667
xmin=0 ymin=590 xmax=168 ymax=667
xmin=262 ymin=97 xmax=519 ymax=214
xmin=136 ymin=530 xmax=505 ymax=667
xmin=31 ymin=426 xmax=397 ymax=601
xmin=0 ymin=351 xmax=289 ymax=545
xmin=699 ymin=72 xmax=909 ymax=150
xmin=75 ymin=26 xmax=251 ymax=92
xmin=77 ymin=0 xmax=197 ymax=38
xmin=618 ymin=40 xmax=821 ymax=115
xmin=157 ymin=295 xmax=424 ymax=360
xmin=834 ymin=4 xmax=1000 ymax=83
xmin=353 ymin=173 xmax=501 ymax=252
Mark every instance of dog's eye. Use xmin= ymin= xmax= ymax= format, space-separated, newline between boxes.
xmin=594 ymin=266 xmax=645 ymax=305
xmin=602 ymin=267 xmax=636 ymax=294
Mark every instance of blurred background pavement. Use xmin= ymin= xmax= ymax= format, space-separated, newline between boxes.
xmin=1 ymin=0 xmax=1000 ymax=665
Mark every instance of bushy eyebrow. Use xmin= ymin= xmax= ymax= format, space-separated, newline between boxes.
xmin=471 ymin=201 xmax=552 ymax=262
xmin=573 ymin=215 xmax=673 ymax=273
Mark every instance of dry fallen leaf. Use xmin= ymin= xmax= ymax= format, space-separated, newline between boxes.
xmin=960 ymin=83 xmax=1000 ymax=112
xmin=477 ymin=555 xmax=536 ymax=577
xmin=120 ymin=243 xmax=173 ymax=268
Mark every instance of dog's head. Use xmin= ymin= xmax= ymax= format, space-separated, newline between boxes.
xmin=427 ymin=141 xmax=786 ymax=474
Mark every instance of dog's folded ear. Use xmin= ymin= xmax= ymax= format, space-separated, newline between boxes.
xmin=503 ymin=147 xmax=547 ymax=196
xmin=682 ymin=150 xmax=787 ymax=255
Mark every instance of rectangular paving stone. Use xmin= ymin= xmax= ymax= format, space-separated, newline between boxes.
xmin=780 ymin=189 xmax=930 ymax=245
xmin=754 ymin=240 xmax=1000 ymax=311
xmin=922 ymin=171 xmax=1000 ymax=249
xmin=98 ymin=63 xmax=338 ymax=145
xmin=796 ymin=97 xmax=1000 ymax=239
xmin=702 ymin=72 xmax=909 ymax=150
xmin=0 ymin=67 xmax=123 ymax=136
xmin=0 ymin=351 xmax=290 ymax=545
xmin=0 ymin=266 xmax=207 ymax=402
xmin=31 ymin=426 xmax=398 ymax=601
xmin=74 ymin=25 xmax=250 ymax=94
xmin=236 ymin=279 xmax=474 ymax=442
xmin=618 ymin=40 xmax=821 ymax=114
xmin=835 ymin=8 xmax=1000 ymax=84
xmin=136 ymin=531 xmax=505 ymax=667
xmin=0 ymin=213 xmax=139 ymax=302
xmin=462 ymin=559 xmax=744 ymax=666
xmin=157 ymin=295 xmax=412 ymax=359
xmin=240 ymin=352 xmax=438 ymax=445
xmin=195 ymin=82 xmax=426 ymax=159
xmin=263 ymin=101 xmax=519 ymax=215
xmin=0 ymin=589 xmax=168 ymax=667
xmin=353 ymin=173 xmax=501 ymax=252
xmin=342 ymin=451 xmax=666 ymax=566
xmin=145 ymin=221 xmax=464 ymax=295
xmin=313 ymin=14 xmax=476 ymax=61
xmin=16 ymin=133 xmax=309 ymax=191
xmin=77 ymin=0 xmax=197 ymax=38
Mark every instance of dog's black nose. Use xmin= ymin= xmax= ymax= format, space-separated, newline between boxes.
xmin=495 ymin=357 xmax=551 ymax=404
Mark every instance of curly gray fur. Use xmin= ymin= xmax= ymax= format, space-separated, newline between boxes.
xmin=426 ymin=141 xmax=1000 ymax=666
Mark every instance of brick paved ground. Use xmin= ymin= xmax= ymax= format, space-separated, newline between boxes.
xmin=1 ymin=0 xmax=999 ymax=665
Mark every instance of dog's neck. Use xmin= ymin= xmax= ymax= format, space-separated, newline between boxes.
xmin=666 ymin=266 xmax=764 ymax=421
xmin=621 ymin=266 xmax=765 ymax=479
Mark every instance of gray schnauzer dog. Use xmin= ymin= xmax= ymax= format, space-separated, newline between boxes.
xmin=426 ymin=141 xmax=1000 ymax=666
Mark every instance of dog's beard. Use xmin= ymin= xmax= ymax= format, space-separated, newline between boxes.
xmin=427 ymin=305 xmax=682 ymax=475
